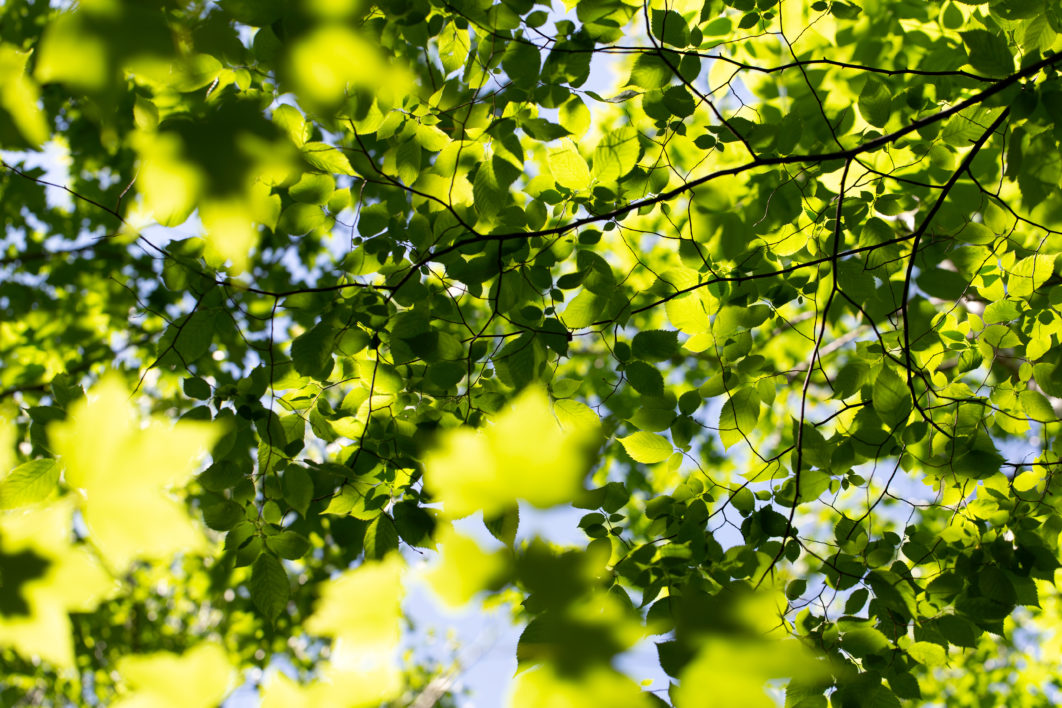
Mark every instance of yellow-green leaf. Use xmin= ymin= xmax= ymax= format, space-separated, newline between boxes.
xmin=421 ymin=527 xmax=509 ymax=607
xmin=113 ymin=643 xmax=236 ymax=708
xmin=306 ymin=554 xmax=403 ymax=648
xmin=0 ymin=46 xmax=49 ymax=147
xmin=424 ymin=386 xmax=598 ymax=518
xmin=509 ymin=664 xmax=653 ymax=708
xmin=547 ymin=140 xmax=592 ymax=191
xmin=0 ymin=500 xmax=112 ymax=667
xmin=593 ymin=126 xmax=639 ymax=183
xmin=618 ymin=431 xmax=674 ymax=464
xmin=1013 ymin=470 xmax=1042 ymax=492
xmin=49 ymin=375 xmax=220 ymax=571
xmin=0 ymin=459 xmax=59 ymax=509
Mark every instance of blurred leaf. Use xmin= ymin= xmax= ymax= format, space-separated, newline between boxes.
xmin=49 ymin=375 xmax=219 ymax=571
xmin=424 ymin=386 xmax=598 ymax=518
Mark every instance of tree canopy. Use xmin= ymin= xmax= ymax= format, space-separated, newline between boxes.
xmin=2 ymin=0 xmax=1062 ymax=705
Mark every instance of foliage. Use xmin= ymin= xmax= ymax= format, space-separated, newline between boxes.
xmin=2 ymin=0 xmax=1062 ymax=705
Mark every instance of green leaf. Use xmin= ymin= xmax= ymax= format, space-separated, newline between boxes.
xmin=935 ymin=614 xmax=981 ymax=647
xmin=618 ymin=431 xmax=674 ymax=464
xmin=473 ymin=157 xmax=508 ymax=219
xmin=713 ymin=305 xmax=771 ymax=337
xmin=302 ymin=142 xmax=356 ymax=175
xmin=483 ymin=505 xmax=520 ymax=547
xmin=282 ymin=465 xmax=314 ymax=517
xmin=183 ymin=377 xmax=211 ymax=400
xmin=844 ymin=588 xmax=869 ymax=614
xmin=1023 ymin=13 xmax=1058 ymax=52
xmin=364 ymin=514 xmax=400 ymax=560
xmin=173 ymin=311 xmax=215 ymax=364
xmin=906 ymin=641 xmax=946 ymax=666
xmin=289 ymin=172 xmax=335 ymax=204
xmin=0 ymin=459 xmax=59 ymax=509
xmin=220 ymin=0 xmax=284 ymax=25
xmin=201 ymin=495 xmax=243 ymax=531
xmin=1019 ymin=390 xmax=1055 ymax=422
xmin=554 ymin=399 xmax=599 ymax=433
xmin=1007 ymin=254 xmax=1056 ymax=297
xmin=625 ymin=360 xmax=665 ymax=396
xmin=651 ymin=9 xmax=689 ymax=47
xmin=547 ymin=140 xmax=592 ymax=191
xmin=278 ymin=202 xmax=327 ymax=236
xmin=495 ymin=332 xmax=544 ymax=390
xmin=266 ymin=531 xmax=311 ymax=560
xmin=872 ymin=367 xmax=912 ymax=427
xmin=559 ymin=97 xmax=591 ymax=136
xmin=250 ymin=551 xmax=289 ymax=622
xmin=858 ymin=77 xmax=892 ymax=128
xmin=719 ymin=388 xmax=760 ymax=450
xmin=955 ymin=221 xmax=995 ymax=244
xmin=393 ymin=501 xmax=437 ymax=548
xmin=627 ymin=53 xmax=673 ymax=89
xmin=273 ymin=103 xmax=308 ymax=146
xmin=631 ymin=330 xmax=680 ymax=361
xmin=1012 ymin=470 xmax=1041 ymax=492
xmin=502 ymin=40 xmax=541 ymax=87
xmin=199 ymin=462 xmax=245 ymax=492
xmin=291 ymin=322 xmax=334 ymax=379
xmin=593 ymin=126 xmax=640 ymax=184
xmin=841 ymin=627 xmax=890 ymax=658
xmin=563 ymin=289 xmax=607 ymax=329
xmin=961 ymin=30 xmax=1015 ymax=76
xmin=978 ymin=565 xmax=1017 ymax=605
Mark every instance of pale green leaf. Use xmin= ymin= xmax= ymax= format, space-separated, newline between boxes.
xmin=422 ymin=527 xmax=509 ymax=607
xmin=872 ymin=367 xmax=912 ymax=427
xmin=547 ymin=140 xmax=592 ymax=191
xmin=618 ymin=431 xmax=673 ymax=464
xmin=49 ymin=375 xmax=219 ymax=571
xmin=593 ymin=126 xmax=639 ymax=183
xmin=302 ymin=142 xmax=356 ymax=175
xmin=0 ymin=459 xmax=59 ymax=509
xmin=113 ymin=643 xmax=236 ymax=708
xmin=424 ymin=386 xmax=598 ymax=518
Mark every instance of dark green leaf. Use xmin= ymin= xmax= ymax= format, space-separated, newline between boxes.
xmin=631 ymin=330 xmax=680 ymax=361
xmin=282 ymin=465 xmax=314 ymax=517
xmin=858 ymin=77 xmax=891 ymax=128
xmin=394 ymin=501 xmax=437 ymax=548
xmin=961 ymin=30 xmax=1014 ymax=76
xmin=364 ymin=514 xmax=400 ymax=560
xmin=250 ymin=551 xmax=289 ymax=622
xmin=266 ymin=530 xmax=311 ymax=560
xmin=291 ymin=322 xmax=334 ymax=379
xmin=626 ymin=360 xmax=665 ymax=396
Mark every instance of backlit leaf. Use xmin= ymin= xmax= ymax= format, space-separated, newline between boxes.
xmin=49 ymin=376 xmax=220 ymax=571
xmin=619 ymin=431 xmax=674 ymax=464
xmin=424 ymin=386 xmax=598 ymax=518
xmin=872 ymin=367 xmax=912 ymax=427
xmin=422 ymin=527 xmax=509 ymax=607
xmin=548 ymin=140 xmax=592 ymax=191
xmin=250 ymin=551 xmax=289 ymax=622
xmin=0 ymin=459 xmax=59 ymax=509
xmin=113 ymin=643 xmax=236 ymax=708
